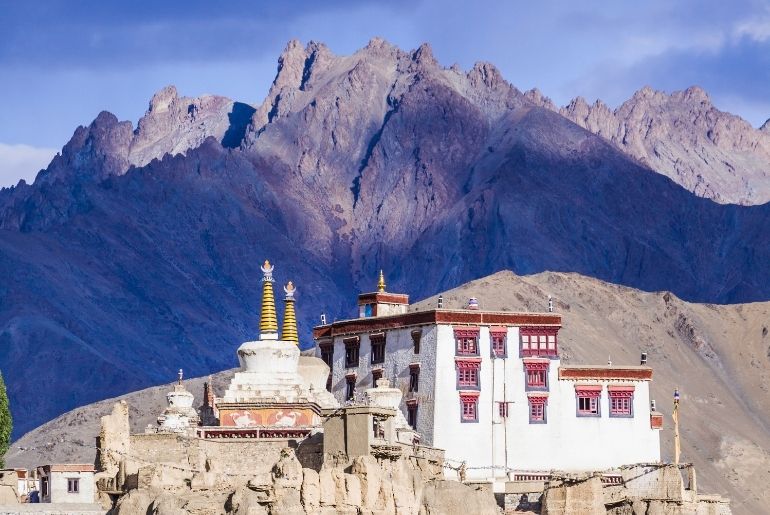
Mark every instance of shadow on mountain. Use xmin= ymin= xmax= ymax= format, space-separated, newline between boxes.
xmin=221 ymin=102 xmax=256 ymax=149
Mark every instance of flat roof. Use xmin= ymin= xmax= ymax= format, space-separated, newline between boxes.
xmin=314 ymin=308 xmax=561 ymax=339
xmin=38 ymin=464 xmax=95 ymax=473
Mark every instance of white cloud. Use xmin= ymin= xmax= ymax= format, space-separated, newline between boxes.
xmin=0 ymin=143 xmax=57 ymax=188
xmin=734 ymin=16 xmax=770 ymax=42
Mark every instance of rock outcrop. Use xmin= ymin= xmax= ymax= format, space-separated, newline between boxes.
xmin=556 ymin=86 xmax=770 ymax=204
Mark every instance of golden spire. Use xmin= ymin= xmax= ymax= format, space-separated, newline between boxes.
xmin=282 ymin=281 xmax=299 ymax=345
xmin=377 ymin=269 xmax=386 ymax=292
xmin=259 ymin=260 xmax=278 ymax=339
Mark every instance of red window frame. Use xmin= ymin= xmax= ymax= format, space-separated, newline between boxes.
xmin=490 ymin=327 xmax=507 ymax=357
xmin=520 ymin=327 xmax=559 ymax=357
xmin=608 ymin=387 xmax=634 ymax=417
xmin=524 ymin=360 xmax=549 ymax=390
xmin=454 ymin=327 xmax=480 ymax=355
xmin=455 ymin=358 xmax=481 ymax=389
xmin=498 ymin=402 xmax=509 ymax=418
xmin=528 ymin=395 xmax=548 ymax=423
xmin=460 ymin=392 xmax=479 ymax=422
xmin=575 ymin=386 xmax=602 ymax=417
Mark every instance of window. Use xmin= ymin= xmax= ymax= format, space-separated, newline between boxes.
xmin=520 ymin=328 xmax=559 ymax=357
xmin=411 ymin=329 xmax=422 ymax=354
xmin=67 ymin=477 xmax=79 ymax=493
xmin=454 ymin=327 xmax=480 ymax=355
xmin=609 ymin=387 xmax=634 ymax=417
xmin=345 ymin=374 xmax=356 ymax=401
xmin=528 ymin=396 xmax=548 ymax=423
xmin=491 ymin=329 xmax=507 ymax=357
xmin=344 ymin=337 xmax=360 ymax=368
xmin=524 ymin=360 xmax=549 ymax=390
xmin=320 ymin=342 xmax=333 ymax=368
xmin=407 ymin=400 xmax=418 ymax=429
xmin=456 ymin=359 xmax=481 ymax=389
xmin=41 ymin=477 xmax=49 ymax=498
xmin=409 ymin=364 xmax=420 ymax=392
xmin=370 ymin=334 xmax=385 ymax=365
xmin=372 ymin=368 xmax=383 ymax=385
xmin=460 ymin=393 xmax=479 ymax=422
xmin=576 ymin=387 xmax=602 ymax=417
xmin=498 ymin=402 xmax=509 ymax=418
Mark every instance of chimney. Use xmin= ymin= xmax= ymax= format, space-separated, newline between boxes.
xmin=651 ymin=399 xmax=656 ymax=411
xmin=320 ymin=313 xmax=327 ymax=325
xmin=437 ymin=295 xmax=443 ymax=309
xmin=548 ymin=295 xmax=553 ymax=313
xmin=640 ymin=352 xmax=648 ymax=365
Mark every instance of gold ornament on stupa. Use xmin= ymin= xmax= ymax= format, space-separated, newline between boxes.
xmin=259 ymin=260 xmax=278 ymax=336
xmin=282 ymin=281 xmax=299 ymax=345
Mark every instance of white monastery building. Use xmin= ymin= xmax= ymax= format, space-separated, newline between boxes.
xmin=314 ymin=273 xmax=663 ymax=481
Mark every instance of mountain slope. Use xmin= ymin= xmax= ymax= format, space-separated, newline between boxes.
xmin=1 ymin=40 xmax=770 ymax=440
xmin=8 ymin=271 xmax=770 ymax=514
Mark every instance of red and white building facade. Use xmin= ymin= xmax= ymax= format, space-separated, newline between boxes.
xmin=314 ymin=288 xmax=663 ymax=483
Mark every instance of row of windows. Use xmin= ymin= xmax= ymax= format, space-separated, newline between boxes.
xmin=321 ymin=327 xmax=559 ymax=376
xmin=455 ymin=360 xmax=549 ymax=391
xmin=459 ymin=388 xmax=635 ymax=423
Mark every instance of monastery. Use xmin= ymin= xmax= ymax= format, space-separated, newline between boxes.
xmin=313 ymin=271 xmax=664 ymax=481
xmin=6 ymin=262 xmax=731 ymax=513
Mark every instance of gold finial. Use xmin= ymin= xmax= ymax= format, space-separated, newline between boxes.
xmin=282 ymin=281 xmax=299 ymax=345
xmin=259 ymin=259 xmax=278 ymax=338
xmin=377 ymin=270 xmax=386 ymax=292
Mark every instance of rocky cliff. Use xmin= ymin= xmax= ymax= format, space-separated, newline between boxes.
xmin=1 ymin=39 xmax=770 ymax=441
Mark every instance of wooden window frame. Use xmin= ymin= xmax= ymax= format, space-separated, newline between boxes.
xmin=528 ymin=395 xmax=548 ymax=424
xmin=490 ymin=328 xmax=507 ymax=358
xmin=523 ymin=360 xmax=549 ymax=391
xmin=345 ymin=373 xmax=357 ymax=401
xmin=344 ymin=337 xmax=360 ymax=368
xmin=407 ymin=399 xmax=418 ymax=429
xmin=454 ymin=327 xmax=480 ymax=356
xmin=608 ymin=387 xmax=635 ymax=417
xmin=575 ymin=386 xmax=602 ymax=417
xmin=370 ymin=333 xmax=386 ymax=365
xmin=520 ymin=327 xmax=559 ymax=358
xmin=460 ymin=392 xmax=480 ymax=423
xmin=455 ymin=358 xmax=481 ymax=390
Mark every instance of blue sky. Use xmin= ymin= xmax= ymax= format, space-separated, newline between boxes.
xmin=1 ymin=0 xmax=769 ymax=186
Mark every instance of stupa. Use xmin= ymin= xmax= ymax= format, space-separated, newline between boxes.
xmin=210 ymin=260 xmax=338 ymax=438
xmin=155 ymin=370 xmax=199 ymax=433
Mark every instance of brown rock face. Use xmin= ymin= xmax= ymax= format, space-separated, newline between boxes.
xmin=557 ymin=86 xmax=770 ymax=204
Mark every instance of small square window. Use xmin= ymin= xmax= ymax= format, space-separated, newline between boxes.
xmin=491 ymin=331 xmax=507 ymax=357
xmin=524 ymin=361 xmax=549 ymax=390
xmin=609 ymin=393 xmax=633 ymax=417
xmin=460 ymin=396 xmax=479 ymax=422
xmin=67 ymin=478 xmax=79 ymax=493
xmin=528 ymin=397 xmax=547 ymax=423
xmin=577 ymin=396 xmax=600 ymax=416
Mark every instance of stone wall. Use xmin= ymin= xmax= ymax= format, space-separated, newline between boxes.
xmin=538 ymin=464 xmax=731 ymax=515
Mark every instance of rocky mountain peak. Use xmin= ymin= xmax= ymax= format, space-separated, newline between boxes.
xmin=148 ymin=85 xmax=179 ymax=114
xmin=760 ymin=118 xmax=770 ymax=132
xmin=559 ymin=84 xmax=770 ymax=204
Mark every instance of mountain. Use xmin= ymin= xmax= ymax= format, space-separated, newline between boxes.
xmin=1 ymin=39 xmax=770 ymax=439
xmin=555 ymin=86 xmax=770 ymax=205
xmin=8 ymin=271 xmax=770 ymax=514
